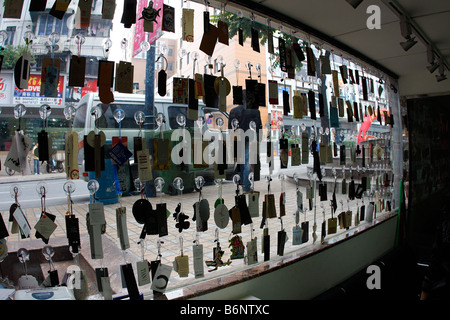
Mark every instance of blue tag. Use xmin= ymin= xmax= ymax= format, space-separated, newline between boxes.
xmin=109 ymin=142 xmax=132 ymax=166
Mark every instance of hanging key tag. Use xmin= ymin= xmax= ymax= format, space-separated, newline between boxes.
xmin=64 ymin=106 xmax=79 ymax=179
xmin=153 ymin=113 xmax=170 ymax=170
xmin=34 ymin=183 xmax=57 ymax=243
xmin=277 ymin=219 xmax=287 ymax=256
xmin=116 ymin=206 xmax=130 ymax=250
xmin=63 ymin=181 xmax=80 ymax=254
xmin=86 ymin=180 xmax=105 ymax=259
xmin=174 ymin=236 xmax=189 ymax=277
xmin=246 ymin=225 xmax=258 ymax=265
xmin=193 ymin=234 xmax=204 ymax=279
xmin=136 ymin=241 xmax=150 ymax=286
xmin=214 ymin=63 xmax=231 ymax=112
xmin=42 ymin=245 xmax=59 ymax=287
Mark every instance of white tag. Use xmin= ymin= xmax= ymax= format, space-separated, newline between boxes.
xmin=137 ymin=149 xmax=152 ymax=181
xmin=151 ymin=264 xmax=172 ymax=293
xmin=13 ymin=206 xmax=31 ymax=238
xmin=136 ymin=260 xmax=150 ymax=286
xmin=193 ymin=244 xmax=204 ymax=279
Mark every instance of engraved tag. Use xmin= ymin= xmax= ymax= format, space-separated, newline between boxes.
xmin=246 ymin=238 xmax=258 ymax=265
xmin=115 ymin=61 xmax=134 ymax=94
xmin=13 ymin=206 xmax=31 ymax=238
xmin=136 ymin=260 xmax=150 ymax=286
xmin=88 ymin=202 xmax=105 ymax=226
xmin=34 ymin=212 xmax=57 ymax=242
xmin=292 ymin=225 xmax=303 ymax=245
xmin=151 ymin=264 xmax=172 ymax=293
xmin=137 ymin=149 xmax=152 ymax=181
xmin=175 ymin=255 xmax=189 ymax=277
xmin=327 ymin=217 xmax=337 ymax=234
xmin=264 ymin=194 xmax=276 ymax=218
xmin=193 ymin=244 xmax=204 ymax=279
xmin=182 ymin=8 xmax=194 ymax=42
xmin=116 ymin=207 xmax=130 ymax=250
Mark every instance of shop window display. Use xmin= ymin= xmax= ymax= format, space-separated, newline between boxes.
xmin=0 ymin=0 xmax=402 ymax=300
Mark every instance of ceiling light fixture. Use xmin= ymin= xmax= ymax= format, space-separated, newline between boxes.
xmin=436 ymin=61 xmax=447 ymax=82
xmin=400 ymin=37 xmax=417 ymax=51
xmin=427 ymin=61 xmax=439 ymax=74
xmin=399 ymin=15 xmax=417 ymax=51
xmin=346 ymin=0 xmax=364 ymax=9
xmin=426 ymin=46 xmax=439 ymax=73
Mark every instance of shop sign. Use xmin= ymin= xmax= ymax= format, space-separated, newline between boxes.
xmin=13 ymin=74 xmax=64 ymax=106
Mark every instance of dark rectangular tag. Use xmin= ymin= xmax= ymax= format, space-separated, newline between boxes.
xmin=245 ymin=79 xmax=258 ymax=109
xmin=257 ymin=83 xmax=266 ymax=107
xmin=158 ymin=69 xmax=167 ymax=96
xmin=29 ymin=0 xmax=47 ymax=11
xmin=65 ymin=215 xmax=80 ymax=253
xmin=277 ymin=230 xmax=286 ymax=256
xmin=156 ymin=203 xmax=168 ymax=237
xmin=187 ymin=78 xmax=198 ymax=120
xmin=217 ymin=20 xmax=229 ymax=45
xmin=233 ymin=86 xmax=243 ymax=105
xmin=340 ymin=145 xmax=346 ymax=165
xmin=199 ymin=23 xmax=218 ymax=57
xmin=301 ymin=221 xmax=309 ymax=243
xmin=38 ymin=130 xmax=49 ymax=161
xmin=353 ymin=101 xmax=360 ymax=121
xmin=251 ymin=28 xmax=260 ymax=52
xmin=237 ymin=195 xmax=252 ymax=225
xmin=203 ymin=74 xmax=218 ymax=108
xmin=162 ymin=4 xmax=175 ymax=32
xmin=120 ymin=263 xmax=140 ymax=300
xmin=319 ymin=93 xmax=325 ymax=117
xmin=69 ymin=56 xmax=86 ymax=87
xmin=133 ymin=137 xmax=144 ymax=162
xmin=292 ymin=43 xmax=305 ymax=61
xmin=283 ymin=90 xmax=290 ymax=115
xmin=308 ymin=90 xmax=316 ymax=120
xmin=203 ymin=11 xmax=209 ymax=33
xmin=238 ymin=28 xmax=244 ymax=46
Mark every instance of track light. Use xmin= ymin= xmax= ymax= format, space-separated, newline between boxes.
xmin=427 ymin=61 xmax=439 ymax=73
xmin=436 ymin=63 xmax=447 ymax=82
xmin=346 ymin=0 xmax=363 ymax=9
xmin=399 ymin=15 xmax=417 ymax=51
xmin=400 ymin=37 xmax=417 ymax=51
